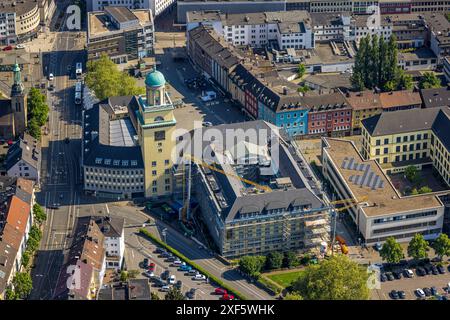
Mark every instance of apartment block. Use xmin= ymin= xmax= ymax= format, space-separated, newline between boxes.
xmin=88 ymin=0 xmax=175 ymax=17
xmin=322 ymin=137 xmax=445 ymax=244
xmin=187 ymin=121 xmax=329 ymax=258
xmin=87 ymin=6 xmax=154 ymax=64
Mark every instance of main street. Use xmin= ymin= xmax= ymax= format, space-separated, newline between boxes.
xmin=30 ymin=3 xmax=85 ymax=299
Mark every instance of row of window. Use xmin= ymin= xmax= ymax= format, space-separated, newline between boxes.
xmin=373 ymin=210 xmax=437 ymax=224
xmin=374 ymin=133 xmax=429 ymax=146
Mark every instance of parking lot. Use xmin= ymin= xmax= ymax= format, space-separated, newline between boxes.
xmin=124 ymin=234 xmax=223 ymax=300
xmin=372 ymin=263 xmax=450 ymax=300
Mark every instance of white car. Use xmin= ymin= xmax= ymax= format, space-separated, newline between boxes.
xmin=188 ymin=269 xmax=197 ymax=275
xmin=161 ymin=285 xmax=170 ymax=292
xmin=48 ymin=73 xmax=54 ymax=81
xmin=16 ymin=44 xmax=25 ymax=49
xmin=193 ymin=274 xmax=206 ymax=281
xmin=405 ymin=269 xmax=414 ymax=278
xmin=169 ymin=275 xmax=176 ymax=285
xmin=415 ymin=288 xmax=425 ymax=298
xmin=144 ymin=271 xmax=155 ymax=278
xmin=173 ymin=260 xmax=182 ymax=266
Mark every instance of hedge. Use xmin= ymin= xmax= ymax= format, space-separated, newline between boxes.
xmin=258 ymin=275 xmax=283 ymax=295
xmin=139 ymin=228 xmax=247 ymax=300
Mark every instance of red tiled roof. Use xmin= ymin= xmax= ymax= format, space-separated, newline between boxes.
xmin=380 ymin=90 xmax=422 ymax=109
xmin=6 ymin=195 xmax=31 ymax=235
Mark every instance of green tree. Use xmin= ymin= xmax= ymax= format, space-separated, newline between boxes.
xmin=410 ymin=188 xmax=419 ymax=195
xmin=284 ymin=292 xmax=303 ymax=300
xmin=419 ymin=72 xmax=442 ymax=89
xmin=27 ymin=87 xmax=49 ymax=127
xmin=33 ymin=203 xmax=46 ymax=225
xmin=396 ymin=70 xmax=413 ymax=90
xmin=405 ymin=166 xmax=419 ymax=183
xmin=265 ymin=251 xmax=283 ymax=270
xmin=238 ymin=255 xmax=266 ymax=278
xmin=297 ymin=64 xmax=306 ymax=78
xmin=370 ymin=34 xmax=380 ymax=87
xmin=21 ymin=250 xmax=30 ymax=268
xmin=291 ymin=255 xmax=369 ymax=300
xmin=5 ymin=287 xmax=17 ymax=300
xmin=297 ymin=85 xmax=309 ymax=94
xmin=151 ymin=292 xmax=160 ymax=300
xmin=27 ymin=118 xmax=41 ymax=140
xmin=432 ymin=233 xmax=450 ymax=260
xmin=380 ymin=237 xmax=404 ymax=264
xmin=12 ymin=272 xmax=33 ymax=299
xmin=29 ymin=225 xmax=42 ymax=242
xmin=418 ymin=186 xmax=432 ymax=194
xmin=282 ymin=251 xmax=299 ymax=268
xmin=85 ymin=54 xmax=145 ymax=100
xmin=119 ymin=270 xmax=128 ymax=282
xmin=407 ymin=234 xmax=429 ymax=260
xmin=165 ymin=287 xmax=185 ymax=300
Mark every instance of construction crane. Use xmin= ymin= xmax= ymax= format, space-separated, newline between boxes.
xmin=179 ymin=154 xmax=272 ymax=222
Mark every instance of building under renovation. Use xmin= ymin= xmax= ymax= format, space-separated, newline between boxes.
xmin=184 ymin=120 xmax=330 ymax=258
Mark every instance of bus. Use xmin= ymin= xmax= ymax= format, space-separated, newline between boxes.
xmin=74 ymin=81 xmax=82 ymax=105
xmin=75 ymin=62 xmax=82 ymax=78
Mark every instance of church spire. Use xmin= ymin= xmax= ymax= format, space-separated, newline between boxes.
xmin=11 ymin=59 xmax=23 ymax=96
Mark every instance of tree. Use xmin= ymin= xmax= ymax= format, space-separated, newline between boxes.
xmin=396 ymin=70 xmax=413 ymax=90
xmin=410 ymin=188 xmax=419 ymax=195
xmin=21 ymin=250 xmax=30 ymax=268
xmin=151 ymin=292 xmax=160 ymax=300
xmin=85 ymin=54 xmax=145 ymax=100
xmin=284 ymin=292 xmax=303 ymax=300
xmin=297 ymin=64 xmax=306 ymax=78
xmin=418 ymin=186 xmax=432 ymax=194
xmin=297 ymin=85 xmax=309 ymax=94
xmin=265 ymin=251 xmax=283 ymax=270
xmin=12 ymin=272 xmax=33 ymax=299
xmin=419 ymin=72 xmax=442 ymax=89
xmin=119 ymin=270 xmax=128 ymax=282
xmin=5 ymin=288 xmax=17 ymax=300
xmin=380 ymin=237 xmax=404 ymax=264
xmin=291 ymin=255 xmax=369 ymax=300
xmin=407 ymin=234 xmax=429 ymax=261
xmin=27 ymin=118 xmax=41 ymax=140
xmin=433 ymin=234 xmax=450 ymax=260
xmin=238 ymin=255 xmax=266 ymax=278
xmin=33 ymin=203 xmax=46 ymax=225
xmin=27 ymin=87 xmax=49 ymax=127
xmin=165 ymin=287 xmax=185 ymax=300
xmin=405 ymin=166 xmax=419 ymax=183
xmin=282 ymin=251 xmax=299 ymax=268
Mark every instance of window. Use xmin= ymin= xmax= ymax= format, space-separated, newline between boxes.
xmin=152 ymin=161 xmax=157 ymax=167
xmin=376 ymin=139 xmax=380 ymax=146
xmin=384 ymin=138 xmax=389 ymax=145
xmin=155 ymin=130 xmax=165 ymax=141
xmin=152 ymin=170 xmax=157 ymax=176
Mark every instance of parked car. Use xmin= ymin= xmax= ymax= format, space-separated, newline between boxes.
xmin=161 ymin=285 xmax=170 ymax=292
xmin=202 ymin=121 xmax=213 ymax=127
xmin=161 ymin=269 xmax=170 ymax=280
xmin=423 ymin=265 xmax=433 ymax=275
xmin=155 ymin=247 xmax=164 ymax=254
xmin=193 ymin=274 xmax=206 ymax=281
xmin=175 ymin=280 xmax=182 ymax=290
xmin=179 ymin=264 xmax=192 ymax=272
xmin=393 ymin=271 xmax=402 ymax=279
xmin=186 ymin=288 xmax=196 ymax=299
xmin=398 ymin=291 xmax=406 ymax=299
xmin=423 ymin=287 xmax=432 ymax=297
xmin=167 ymin=256 xmax=176 ymax=263
xmin=404 ymin=269 xmax=414 ymax=278
xmin=374 ymin=242 xmax=383 ymax=251
xmin=431 ymin=286 xmax=438 ymax=296
xmin=431 ymin=265 xmax=439 ymax=275
xmin=221 ymin=293 xmax=235 ymax=300
xmin=416 ymin=267 xmax=426 ymax=277
xmin=215 ymin=288 xmax=227 ymax=295
xmin=169 ymin=274 xmax=176 ymax=285
xmin=386 ymin=273 xmax=395 ymax=281
xmin=380 ymin=273 xmax=388 ymax=282
xmin=148 ymin=262 xmax=156 ymax=272
xmin=48 ymin=73 xmax=54 ymax=81
xmin=15 ymin=44 xmax=25 ymax=49
xmin=2 ymin=45 xmax=13 ymax=51
xmin=173 ymin=259 xmax=182 ymax=266
xmin=47 ymin=203 xmax=60 ymax=210
xmin=437 ymin=265 xmax=446 ymax=274
xmin=389 ymin=290 xmax=399 ymax=299
xmin=161 ymin=203 xmax=176 ymax=215
xmin=142 ymin=258 xmax=149 ymax=269
xmin=144 ymin=271 xmax=155 ymax=278
xmin=188 ymin=269 xmax=197 ymax=275
xmin=415 ymin=288 xmax=426 ymax=298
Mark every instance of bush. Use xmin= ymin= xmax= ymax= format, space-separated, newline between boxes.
xmin=139 ymin=228 xmax=247 ymax=300
xmin=258 ymin=275 xmax=283 ymax=295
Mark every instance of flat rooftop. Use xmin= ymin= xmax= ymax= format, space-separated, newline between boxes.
xmin=323 ymin=138 xmax=442 ymax=217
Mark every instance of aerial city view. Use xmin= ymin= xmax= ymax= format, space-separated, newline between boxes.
xmin=0 ymin=0 xmax=450 ymax=308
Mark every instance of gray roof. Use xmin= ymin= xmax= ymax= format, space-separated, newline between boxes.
xmin=128 ymin=279 xmax=151 ymax=300
xmin=4 ymin=133 xmax=41 ymax=171
xmin=188 ymin=25 xmax=240 ymax=69
xmin=94 ymin=216 xmax=124 ymax=238
xmin=420 ymin=86 xmax=450 ymax=108
xmin=104 ymin=6 xmax=138 ymax=23
xmin=362 ymin=107 xmax=450 ymax=136
xmin=83 ymin=97 xmax=144 ymax=169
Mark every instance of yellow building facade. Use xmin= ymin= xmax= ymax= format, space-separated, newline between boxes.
xmin=137 ymin=69 xmax=176 ymax=198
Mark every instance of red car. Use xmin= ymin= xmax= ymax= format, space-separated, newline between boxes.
xmin=215 ymin=288 xmax=227 ymax=295
xmin=7 ymin=140 xmax=13 ymax=146
xmin=221 ymin=294 xmax=234 ymax=300
xmin=2 ymin=45 xmax=13 ymax=51
xmin=148 ymin=262 xmax=156 ymax=272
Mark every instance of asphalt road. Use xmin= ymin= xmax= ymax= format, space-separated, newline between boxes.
xmin=30 ymin=2 xmax=85 ymax=299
